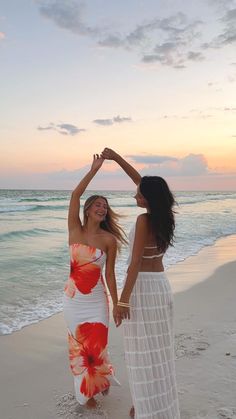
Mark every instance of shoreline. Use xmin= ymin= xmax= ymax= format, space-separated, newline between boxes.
xmin=0 ymin=235 xmax=236 ymax=418
xmin=167 ymin=233 xmax=236 ymax=294
xmin=1 ymin=233 xmax=236 ymax=338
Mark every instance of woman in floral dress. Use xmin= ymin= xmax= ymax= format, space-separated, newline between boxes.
xmin=63 ymin=154 xmax=126 ymax=409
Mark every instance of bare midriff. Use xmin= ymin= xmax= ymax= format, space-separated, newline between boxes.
xmin=139 ymin=257 xmax=164 ymax=273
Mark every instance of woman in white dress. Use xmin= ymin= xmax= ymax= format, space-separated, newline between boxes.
xmin=63 ymin=155 xmax=126 ymax=409
xmin=101 ymin=148 xmax=180 ymax=419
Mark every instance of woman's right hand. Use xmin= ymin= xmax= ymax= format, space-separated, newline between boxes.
xmin=101 ymin=148 xmax=119 ymax=161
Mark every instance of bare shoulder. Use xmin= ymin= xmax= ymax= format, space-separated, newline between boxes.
xmin=134 ymin=214 xmax=149 ymax=239
xmin=103 ymin=232 xmax=117 ymax=256
xmin=103 ymin=231 xmax=117 ymax=247
xmin=136 ymin=213 xmax=149 ymax=229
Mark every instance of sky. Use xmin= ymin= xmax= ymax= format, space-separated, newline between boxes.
xmin=0 ymin=0 xmax=236 ymax=190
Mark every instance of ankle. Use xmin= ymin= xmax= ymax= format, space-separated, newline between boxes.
xmin=130 ymin=405 xmax=135 ymax=418
xmin=86 ymin=397 xmax=97 ymax=409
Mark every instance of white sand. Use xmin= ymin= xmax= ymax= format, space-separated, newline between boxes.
xmin=1 ymin=235 xmax=236 ymax=419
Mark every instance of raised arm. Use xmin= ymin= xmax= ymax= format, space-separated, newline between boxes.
xmin=101 ymin=148 xmax=141 ymax=186
xmin=68 ymin=154 xmax=104 ymax=233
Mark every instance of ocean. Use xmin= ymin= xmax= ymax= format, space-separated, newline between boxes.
xmin=0 ymin=189 xmax=236 ymax=335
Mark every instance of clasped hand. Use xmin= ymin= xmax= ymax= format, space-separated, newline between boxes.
xmin=101 ymin=148 xmax=117 ymax=161
xmin=91 ymin=148 xmax=117 ymax=171
xmin=113 ymin=304 xmax=130 ymax=327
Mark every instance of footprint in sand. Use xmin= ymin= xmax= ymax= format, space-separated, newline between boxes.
xmin=195 ymin=341 xmax=210 ymax=351
xmin=175 ymin=331 xmax=210 ymax=358
xmin=55 ymin=393 xmax=108 ymax=418
xmin=217 ymin=407 xmax=236 ymax=418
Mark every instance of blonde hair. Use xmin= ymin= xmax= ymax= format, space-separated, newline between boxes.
xmin=83 ymin=195 xmax=127 ymax=249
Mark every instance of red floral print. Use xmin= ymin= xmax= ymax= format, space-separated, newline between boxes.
xmin=68 ymin=322 xmax=111 ymax=397
xmin=64 ymin=278 xmax=76 ymax=298
xmin=69 ymin=245 xmax=102 ymax=295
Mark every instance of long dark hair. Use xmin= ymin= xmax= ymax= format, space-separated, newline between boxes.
xmin=83 ymin=195 xmax=127 ymax=249
xmin=139 ymin=176 xmax=176 ymax=252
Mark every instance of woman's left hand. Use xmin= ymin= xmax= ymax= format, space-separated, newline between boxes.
xmin=117 ymin=304 xmax=130 ymax=320
xmin=91 ymin=154 xmax=104 ymax=171
xmin=113 ymin=305 xmax=122 ymax=327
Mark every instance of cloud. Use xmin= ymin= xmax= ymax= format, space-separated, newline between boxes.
xmin=2 ymin=154 xmax=235 ymax=190
xmin=37 ymin=1 xmax=235 ymax=70
xmin=38 ymin=122 xmax=85 ymax=135
xmin=58 ymin=153 xmax=207 ymax=180
xmin=98 ymin=34 xmax=124 ymax=48
xmin=217 ymin=8 xmax=236 ymax=46
xmin=113 ymin=115 xmax=132 ymax=123
xmin=93 ymin=119 xmax=113 ymax=126
xmin=228 ymin=74 xmax=236 ymax=82
xmin=176 ymin=154 xmax=208 ymax=176
xmin=224 ymin=106 xmax=236 ymax=111
xmin=106 ymin=152 xmax=209 ymax=177
xmin=99 ymin=18 xmax=162 ymax=49
xmin=0 ymin=31 xmax=5 ymax=40
xmin=38 ymin=124 xmax=54 ymax=131
xmin=137 ymin=153 xmax=209 ymax=177
xmin=197 ymin=106 xmax=236 ymax=112
xmin=140 ymin=16 xmax=204 ymax=68
xmin=208 ymin=0 xmax=236 ymax=10
xmin=37 ymin=3 xmax=204 ymax=69
xmin=202 ymin=7 xmax=236 ymax=49
xmin=38 ymin=0 xmax=103 ymax=37
xmin=159 ymin=111 xmax=213 ymax=119
xmin=100 ymin=13 xmax=204 ymax=69
xmin=159 ymin=105 xmax=236 ymax=119
xmin=93 ymin=115 xmax=132 ymax=126
xmin=187 ymin=51 xmax=205 ymax=61
xmin=127 ymin=155 xmax=178 ymax=164
xmin=208 ymin=81 xmax=219 ymax=86
xmin=99 ymin=18 xmax=160 ymax=49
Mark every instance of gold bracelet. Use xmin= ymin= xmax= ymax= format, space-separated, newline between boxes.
xmin=117 ymin=301 xmax=130 ymax=308
xmin=117 ymin=301 xmax=129 ymax=305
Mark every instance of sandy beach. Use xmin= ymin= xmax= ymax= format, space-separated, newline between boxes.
xmin=1 ymin=235 xmax=236 ymax=419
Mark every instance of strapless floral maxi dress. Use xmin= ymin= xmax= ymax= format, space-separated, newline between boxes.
xmin=63 ymin=243 xmax=119 ymax=404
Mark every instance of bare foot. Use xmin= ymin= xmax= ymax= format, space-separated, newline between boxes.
xmin=130 ymin=406 xmax=135 ymax=417
xmin=86 ymin=397 xmax=98 ymax=409
xmin=101 ymin=386 xmax=110 ymax=396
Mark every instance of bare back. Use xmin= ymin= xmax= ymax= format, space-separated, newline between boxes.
xmin=129 ymin=214 xmax=164 ymax=273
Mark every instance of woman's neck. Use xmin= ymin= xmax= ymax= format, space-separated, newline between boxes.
xmin=83 ymin=220 xmax=101 ymax=235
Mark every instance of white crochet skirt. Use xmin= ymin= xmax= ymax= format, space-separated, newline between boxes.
xmin=123 ymin=271 xmax=180 ymax=419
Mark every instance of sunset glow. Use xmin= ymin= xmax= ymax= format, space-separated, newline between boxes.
xmin=1 ymin=0 xmax=236 ymax=190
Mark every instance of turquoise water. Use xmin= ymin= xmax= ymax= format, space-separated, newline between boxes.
xmin=0 ymin=189 xmax=236 ymax=335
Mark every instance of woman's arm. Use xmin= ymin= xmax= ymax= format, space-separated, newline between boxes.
xmin=101 ymin=148 xmax=141 ymax=186
xmin=105 ymin=236 xmax=122 ymax=327
xmin=105 ymin=235 xmax=118 ymax=306
xmin=68 ymin=155 xmax=104 ymax=233
xmin=118 ymin=214 xmax=148 ymax=319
